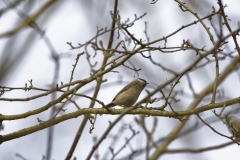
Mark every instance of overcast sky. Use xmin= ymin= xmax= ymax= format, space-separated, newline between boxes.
xmin=0 ymin=0 xmax=240 ymax=160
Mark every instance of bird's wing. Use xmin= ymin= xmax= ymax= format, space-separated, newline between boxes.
xmin=112 ymin=84 xmax=131 ymax=101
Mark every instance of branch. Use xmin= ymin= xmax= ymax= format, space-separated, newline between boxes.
xmin=0 ymin=0 xmax=57 ymax=38
xmin=165 ymin=141 xmax=233 ymax=153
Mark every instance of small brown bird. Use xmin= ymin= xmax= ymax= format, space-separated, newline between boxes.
xmin=106 ymin=78 xmax=148 ymax=108
xmin=227 ymin=116 xmax=240 ymax=141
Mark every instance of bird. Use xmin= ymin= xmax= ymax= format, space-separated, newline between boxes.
xmin=106 ymin=78 xmax=148 ymax=108
xmin=227 ymin=116 xmax=240 ymax=141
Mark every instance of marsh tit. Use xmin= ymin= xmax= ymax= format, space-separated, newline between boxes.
xmin=106 ymin=78 xmax=148 ymax=108
xmin=227 ymin=116 xmax=240 ymax=141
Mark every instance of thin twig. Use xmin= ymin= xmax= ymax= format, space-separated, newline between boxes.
xmin=197 ymin=114 xmax=239 ymax=144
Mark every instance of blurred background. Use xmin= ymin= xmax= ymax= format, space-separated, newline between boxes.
xmin=0 ymin=0 xmax=240 ymax=159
